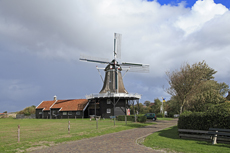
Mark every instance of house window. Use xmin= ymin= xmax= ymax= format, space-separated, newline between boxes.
xmin=76 ymin=111 xmax=80 ymax=115
xmin=63 ymin=112 xmax=67 ymax=115
xmin=107 ymin=108 xmax=111 ymax=113
xmin=52 ymin=110 xmax=56 ymax=115
xmin=68 ymin=111 xmax=72 ymax=115
xmin=107 ymin=99 xmax=111 ymax=104
xmin=39 ymin=112 xmax=42 ymax=115
xmin=48 ymin=112 xmax=50 ymax=115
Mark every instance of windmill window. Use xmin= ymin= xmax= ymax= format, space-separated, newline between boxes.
xmin=107 ymin=108 xmax=111 ymax=113
xmin=107 ymin=99 xmax=111 ymax=104
xmin=68 ymin=111 xmax=72 ymax=115
xmin=63 ymin=112 xmax=67 ymax=115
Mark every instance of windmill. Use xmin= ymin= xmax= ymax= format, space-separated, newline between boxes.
xmin=80 ymin=33 xmax=149 ymax=121
xmin=80 ymin=33 xmax=149 ymax=94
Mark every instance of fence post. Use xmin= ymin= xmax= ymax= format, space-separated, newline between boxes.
xmin=18 ymin=125 xmax=20 ymax=142
xmin=68 ymin=121 xmax=70 ymax=134
xmin=75 ymin=116 xmax=76 ymax=119
xmin=125 ymin=115 xmax=127 ymax=125
xmin=96 ymin=118 xmax=98 ymax=129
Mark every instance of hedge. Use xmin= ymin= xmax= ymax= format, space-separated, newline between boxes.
xmin=117 ymin=115 xmax=147 ymax=123
xmin=178 ymin=103 xmax=230 ymax=130
xmin=156 ymin=113 xmax=163 ymax=118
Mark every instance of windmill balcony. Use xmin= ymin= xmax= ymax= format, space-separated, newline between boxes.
xmin=85 ymin=92 xmax=141 ymax=99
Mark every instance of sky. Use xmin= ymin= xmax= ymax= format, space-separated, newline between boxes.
xmin=0 ymin=0 xmax=230 ymax=113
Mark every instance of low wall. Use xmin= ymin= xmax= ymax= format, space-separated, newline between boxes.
xmin=16 ymin=114 xmax=36 ymax=119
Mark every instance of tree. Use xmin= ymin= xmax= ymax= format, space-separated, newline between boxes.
xmin=150 ymin=98 xmax=161 ymax=114
xmin=165 ymin=96 xmax=180 ymax=116
xmin=144 ymin=101 xmax=151 ymax=107
xmin=166 ymin=61 xmax=217 ymax=114
xmin=187 ymin=80 xmax=229 ymax=112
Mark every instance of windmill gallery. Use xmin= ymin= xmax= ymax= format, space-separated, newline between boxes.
xmin=35 ymin=33 xmax=149 ymax=119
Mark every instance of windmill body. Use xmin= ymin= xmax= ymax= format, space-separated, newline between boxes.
xmin=80 ymin=33 xmax=149 ymax=118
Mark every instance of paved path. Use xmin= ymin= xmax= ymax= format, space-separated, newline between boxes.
xmin=31 ymin=119 xmax=177 ymax=153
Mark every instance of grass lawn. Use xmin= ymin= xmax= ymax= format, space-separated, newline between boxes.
xmin=157 ymin=117 xmax=173 ymax=121
xmin=0 ymin=118 xmax=155 ymax=153
xmin=143 ymin=126 xmax=230 ymax=153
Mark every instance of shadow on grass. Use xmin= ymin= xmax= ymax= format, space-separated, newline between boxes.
xmin=157 ymin=126 xmax=230 ymax=149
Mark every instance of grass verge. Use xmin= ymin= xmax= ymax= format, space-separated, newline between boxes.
xmin=143 ymin=126 xmax=230 ymax=153
xmin=0 ymin=118 xmax=155 ymax=153
xmin=157 ymin=117 xmax=173 ymax=121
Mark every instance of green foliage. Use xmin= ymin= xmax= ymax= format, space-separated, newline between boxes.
xmin=156 ymin=113 xmax=163 ymax=118
xmin=117 ymin=115 xmax=135 ymax=121
xmin=17 ymin=105 xmax=36 ymax=115
xmin=144 ymin=101 xmax=151 ymax=106
xmin=164 ymin=96 xmax=180 ymax=115
xmin=166 ymin=61 xmax=229 ymax=114
xmin=137 ymin=115 xmax=147 ymax=123
xmin=150 ymin=98 xmax=161 ymax=114
xmin=178 ymin=103 xmax=230 ymax=130
xmin=117 ymin=115 xmax=146 ymax=123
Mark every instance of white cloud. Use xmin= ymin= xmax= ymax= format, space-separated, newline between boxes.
xmin=0 ymin=0 xmax=230 ymax=112
xmin=175 ymin=0 xmax=228 ymax=36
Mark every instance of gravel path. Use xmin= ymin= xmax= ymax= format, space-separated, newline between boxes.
xmin=31 ymin=119 xmax=178 ymax=153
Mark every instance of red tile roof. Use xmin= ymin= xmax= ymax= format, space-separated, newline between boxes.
xmin=36 ymin=100 xmax=55 ymax=111
xmin=52 ymin=99 xmax=88 ymax=111
xmin=36 ymin=99 xmax=88 ymax=111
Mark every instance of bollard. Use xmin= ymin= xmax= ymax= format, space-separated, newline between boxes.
xmin=125 ymin=116 xmax=127 ymax=125
xmin=212 ymin=131 xmax=218 ymax=144
xmin=18 ymin=125 xmax=20 ymax=142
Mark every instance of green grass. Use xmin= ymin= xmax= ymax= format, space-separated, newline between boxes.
xmin=157 ymin=117 xmax=173 ymax=121
xmin=143 ymin=126 xmax=230 ymax=153
xmin=0 ymin=118 xmax=155 ymax=153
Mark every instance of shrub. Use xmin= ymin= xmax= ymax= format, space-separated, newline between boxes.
xmin=156 ymin=113 xmax=163 ymax=118
xmin=137 ymin=115 xmax=147 ymax=123
xmin=117 ymin=115 xmax=135 ymax=121
xmin=117 ymin=115 xmax=146 ymax=122
xmin=178 ymin=103 xmax=230 ymax=130
xmin=17 ymin=106 xmax=36 ymax=115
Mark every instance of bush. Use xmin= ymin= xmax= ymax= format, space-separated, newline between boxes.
xmin=117 ymin=115 xmax=135 ymax=121
xmin=178 ymin=103 xmax=230 ymax=130
xmin=137 ymin=115 xmax=147 ymax=123
xmin=117 ymin=115 xmax=146 ymax=123
xmin=156 ymin=113 xmax=163 ymax=118
xmin=17 ymin=106 xmax=36 ymax=115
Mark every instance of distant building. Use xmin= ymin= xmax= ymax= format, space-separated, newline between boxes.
xmin=36 ymin=96 xmax=89 ymax=119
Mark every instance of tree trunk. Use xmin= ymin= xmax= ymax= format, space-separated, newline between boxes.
xmin=180 ymin=106 xmax=183 ymax=114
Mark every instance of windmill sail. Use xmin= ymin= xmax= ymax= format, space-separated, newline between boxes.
xmin=79 ymin=33 xmax=149 ymax=94
xmin=114 ymin=33 xmax=121 ymax=59
xmin=80 ymin=54 xmax=110 ymax=64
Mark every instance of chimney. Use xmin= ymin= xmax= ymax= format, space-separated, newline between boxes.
xmin=54 ymin=95 xmax=57 ymax=101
